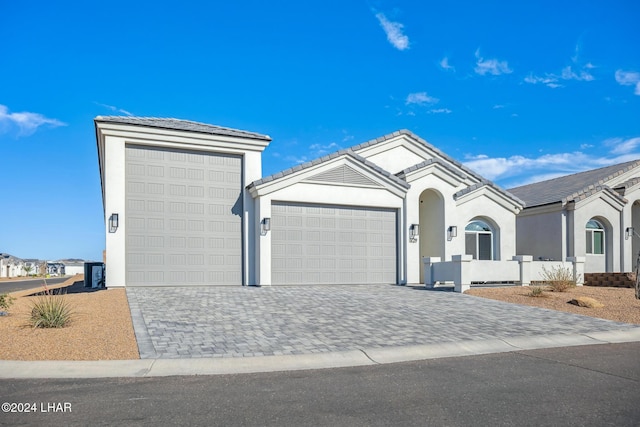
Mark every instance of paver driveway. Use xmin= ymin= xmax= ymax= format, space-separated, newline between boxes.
xmin=127 ymin=285 xmax=636 ymax=359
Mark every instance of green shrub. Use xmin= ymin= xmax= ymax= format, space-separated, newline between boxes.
xmin=540 ymin=265 xmax=577 ymax=292
xmin=0 ymin=293 xmax=15 ymax=312
xmin=29 ymin=294 xmax=73 ymax=328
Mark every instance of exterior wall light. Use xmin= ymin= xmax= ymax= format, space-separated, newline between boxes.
xmin=409 ymin=224 xmax=420 ymax=242
xmin=447 ymin=225 xmax=458 ymax=240
xmin=109 ymin=213 xmax=119 ymax=233
xmin=261 ymin=217 xmax=271 ymax=235
xmin=626 ymin=227 xmax=635 ymax=240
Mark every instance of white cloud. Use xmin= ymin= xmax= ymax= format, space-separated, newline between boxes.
xmin=524 ymin=73 xmax=562 ymax=88
xmin=428 ymin=108 xmax=451 ymax=114
xmin=605 ymin=137 xmax=640 ymax=154
xmin=405 ymin=92 xmax=439 ymax=105
xmin=524 ymin=65 xmax=594 ymax=88
xmin=474 ymin=49 xmax=512 ymax=76
xmin=464 ymin=136 xmax=640 ymax=187
xmin=309 ymin=142 xmax=341 ymax=156
xmin=615 ymin=70 xmax=640 ymax=95
xmin=439 ymin=57 xmax=454 ymax=71
xmin=464 ymin=152 xmax=597 ymax=184
xmin=94 ymin=102 xmax=133 ymax=116
xmin=0 ymin=104 xmax=66 ymax=136
xmin=561 ymin=66 xmax=594 ymax=81
xmin=493 ymin=104 xmax=505 ymax=109
xmin=375 ymin=13 xmax=409 ymax=51
xmin=580 ymin=143 xmax=594 ymax=149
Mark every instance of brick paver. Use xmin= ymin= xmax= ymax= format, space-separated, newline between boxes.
xmin=126 ymin=285 xmax=636 ymax=359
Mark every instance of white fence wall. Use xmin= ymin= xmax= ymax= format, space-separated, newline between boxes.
xmin=424 ymin=255 xmax=585 ymax=293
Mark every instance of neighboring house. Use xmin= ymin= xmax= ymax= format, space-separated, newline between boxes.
xmin=22 ymin=259 xmax=40 ymax=276
xmin=508 ymin=160 xmax=640 ymax=273
xmin=46 ymin=262 xmax=65 ymax=276
xmin=62 ymin=261 xmax=85 ymax=276
xmin=0 ymin=253 xmax=25 ymax=278
xmin=97 ymin=116 xmax=523 ymax=287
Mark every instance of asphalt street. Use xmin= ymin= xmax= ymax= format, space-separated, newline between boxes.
xmin=0 ymin=277 xmax=69 ymax=294
xmin=1 ymin=342 xmax=639 ymax=426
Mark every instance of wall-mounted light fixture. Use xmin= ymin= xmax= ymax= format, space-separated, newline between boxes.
xmin=261 ymin=217 xmax=271 ymax=236
xmin=409 ymin=224 xmax=420 ymax=242
xmin=109 ymin=213 xmax=119 ymax=233
xmin=626 ymin=226 xmax=635 ymax=240
xmin=447 ymin=225 xmax=458 ymax=240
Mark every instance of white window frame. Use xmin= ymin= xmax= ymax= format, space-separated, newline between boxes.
xmin=586 ymin=219 xmax=605 ymax=255
xmin=465 ymin=220 xmax=494 ymax=260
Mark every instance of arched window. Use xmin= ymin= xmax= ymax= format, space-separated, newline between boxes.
xmin=465 ymin=220 xmax=493 ymax=260
xmin=586 ymin=219 xmax=605 ymax=255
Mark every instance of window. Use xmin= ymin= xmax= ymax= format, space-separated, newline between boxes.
xmin=586 ymin=219 xmax=604 ymax=255
xmin=465 ymin=220 xmax=493 ymax=260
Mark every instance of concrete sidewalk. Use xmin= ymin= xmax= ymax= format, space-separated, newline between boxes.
xmin=2 ymin=326 xmax=639 ymax=379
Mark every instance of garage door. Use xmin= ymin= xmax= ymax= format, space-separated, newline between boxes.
xmin=271 ymin=202 xmax=397 ymax=285
xmin=125 ymin=145 xmax=242 ymax=286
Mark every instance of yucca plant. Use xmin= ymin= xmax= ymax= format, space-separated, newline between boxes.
xmin=29 ymin=294 xmax=73 ymax=328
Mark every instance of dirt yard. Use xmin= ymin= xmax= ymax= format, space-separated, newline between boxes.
xmin=0 ymin=277 xmax=139 ymax=361
xmin=1 ymin=279 xmax=639 ymax=361
xmin=466 ymin=285 xmax=640 ymax=325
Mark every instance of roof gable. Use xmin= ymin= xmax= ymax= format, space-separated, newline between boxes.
xmin=350 ymin=129 xmax=523 ymax=206
xmin=304 ymin=164 xmax=381 ymax=187
xmin=248 ymin=150 xmax=410 ymax=198
xmin=509 ymin=159 xmax=640 ymax=208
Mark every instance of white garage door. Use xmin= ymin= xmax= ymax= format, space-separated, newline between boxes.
xmin=125 ymin=145 xmax=243 ymax=286
xmin=271 ymin=202 xmax=397 ymax=285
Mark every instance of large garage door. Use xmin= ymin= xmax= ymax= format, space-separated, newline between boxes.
xmin=125 ymin=145 xmax=242 ymax=286
xmin=271 ymin=202 xmax=397 ymax=285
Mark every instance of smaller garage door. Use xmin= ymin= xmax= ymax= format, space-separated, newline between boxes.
xmin=271 ymin=202 xmax=397 ymax=285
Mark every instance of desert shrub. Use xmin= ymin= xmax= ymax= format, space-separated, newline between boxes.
xmin=29 ymin=294 xmax=73 ymax=328
xmin=528 ymin=286 xmax=546 ymax=297
xmin=0 ymin=293 xmax=15 ymax=312
xmin=540 ymin=265 xmax=577 ymax=292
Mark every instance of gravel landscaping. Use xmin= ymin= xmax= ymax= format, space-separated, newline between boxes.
xmin=0 ymin=277 xmax=139 ymax=361
xmin=466 ymin=285 xmax=640 ymax=325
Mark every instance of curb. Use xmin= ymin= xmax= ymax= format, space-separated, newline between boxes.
xmin=1 ymin=327 xmax=639 ymax=379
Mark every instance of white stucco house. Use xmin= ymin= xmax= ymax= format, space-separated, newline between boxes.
xmin=508 ymin=160 xmax=640 ymax=274
xmin=96 ymin=116 xmax=523 ymax=288
xmin=0 ymin=253 xmax=25 ymax=278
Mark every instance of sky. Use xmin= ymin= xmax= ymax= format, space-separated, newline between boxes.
xmin=0 ymin=1 xmax=638 ymax=261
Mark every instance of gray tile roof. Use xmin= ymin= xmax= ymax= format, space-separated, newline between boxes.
xmin=396 ymin=158 xmax=468 ymax=181
xmin=508 ymin=159 xmax=640 ymax=208
xmin=94 ymin=116 xmax=271 ymax=141
xmin=614 ymin=176 xmax=640 ymax=193
xmin=248 ymin=149 xmax=410 ymax=190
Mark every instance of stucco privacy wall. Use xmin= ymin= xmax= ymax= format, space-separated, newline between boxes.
xmin=96 ymin=117 xmax=270 ymax=287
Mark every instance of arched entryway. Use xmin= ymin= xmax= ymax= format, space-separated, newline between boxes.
xmin=418 ymin=189 xmax=445 ymax=282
